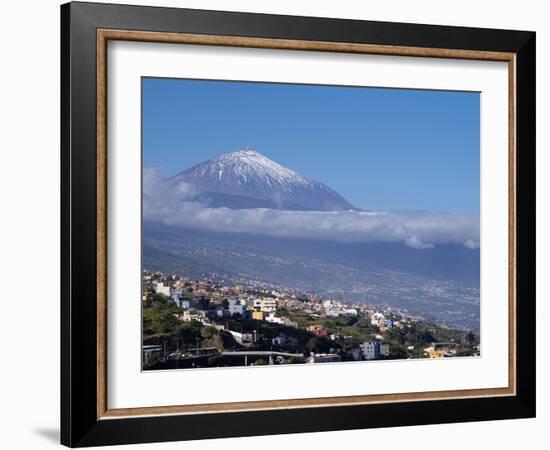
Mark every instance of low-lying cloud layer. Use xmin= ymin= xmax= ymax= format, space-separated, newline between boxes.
xmin=144 ymin=167 xmax=480 ymax=249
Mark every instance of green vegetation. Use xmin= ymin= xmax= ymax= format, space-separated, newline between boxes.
xmin=142 ymin=275 xmax=479 ymax=370
xmin=142 ymin=293 xmax=183 ymax=339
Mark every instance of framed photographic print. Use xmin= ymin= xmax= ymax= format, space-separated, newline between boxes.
xmin=61 ymin=1 xmax=536 ymax=447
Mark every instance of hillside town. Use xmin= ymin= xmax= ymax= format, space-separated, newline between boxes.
xmin=142 ymin=271 xmax=480 ymax=370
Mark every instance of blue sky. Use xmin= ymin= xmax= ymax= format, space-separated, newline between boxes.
xmin=142 ymin=77 xmax=480 ymax=213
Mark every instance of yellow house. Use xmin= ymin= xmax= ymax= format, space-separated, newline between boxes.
xmin=252 ymin=311 xmax=265 ymax=321
xmin=426 ymin=350 xmax=446 ymax=358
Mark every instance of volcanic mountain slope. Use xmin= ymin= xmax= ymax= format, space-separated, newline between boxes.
xmin=143 ymin=223 xmax=481 ymax=330
xmin=164 ymin=148 xmax=356 ymax=211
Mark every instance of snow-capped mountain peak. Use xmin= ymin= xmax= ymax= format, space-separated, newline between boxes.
xmin=204 ymin=147 xmax=311 ymax=188
xmin=166 ymin=148 xmax=356 ymax=211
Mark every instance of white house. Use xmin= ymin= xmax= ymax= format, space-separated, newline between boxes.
xmin=180 ymin=310 xmax=205 ymax=322
xmin=260 ymin=297 xmax=277 ymax=313
xmin=361 ymin=341 xmax=381 ymax=360
xmin=228 ymin=298 xmax=247 ymax=316
xmin=265 ymin=312 xmax=284 ymax=324
xmin=178 ymin=298 xmax=198 ymax=309
xmin=154 ymin=282 xmax=171 ymax=297
xmin=370 ymin=312 xmax=385 ymax=326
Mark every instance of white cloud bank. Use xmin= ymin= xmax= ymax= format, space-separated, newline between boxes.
xmin=144 ymin=167 xmax=480 ymax=249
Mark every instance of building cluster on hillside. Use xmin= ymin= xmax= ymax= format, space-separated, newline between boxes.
xmin=143 ymin=271 xmax=479 ymax=365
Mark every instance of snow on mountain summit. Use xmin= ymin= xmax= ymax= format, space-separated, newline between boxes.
xmin=166 ymin=148 xmax=356 ymax=211
xmin=194 ymin=147 xmax=312 ymax=188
